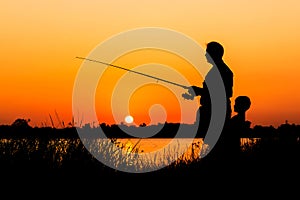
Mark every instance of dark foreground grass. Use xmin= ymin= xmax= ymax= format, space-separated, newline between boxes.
xmin=1 ymin=135 xmax=299 ymax=179
xmin=0 ymin=123 xmax=300 ymax=192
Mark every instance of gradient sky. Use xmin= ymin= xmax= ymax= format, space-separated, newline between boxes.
xmin=1 ymin=0 xmax=300 ymax=128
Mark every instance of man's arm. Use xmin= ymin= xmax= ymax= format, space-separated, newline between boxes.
xmin=189 ymin=86 xmax=203 ymax=96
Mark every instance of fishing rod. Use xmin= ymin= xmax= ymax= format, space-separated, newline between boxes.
xmin=75 ymin=56 xmax=195 ymax=100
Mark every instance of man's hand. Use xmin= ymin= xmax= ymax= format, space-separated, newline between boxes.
xmin=188 ymin=86 xmax=202 ymax=96
xmin=182 ymin=86 xmax=202 ymax=100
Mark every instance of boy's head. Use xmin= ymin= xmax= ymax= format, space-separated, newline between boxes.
xmin=234 ymin=96 xmax=251 ymax=113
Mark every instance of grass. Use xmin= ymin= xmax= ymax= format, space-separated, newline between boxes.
xmin=0 ymin=133 xmax=212 ymax=174
xmin=0 ymin=134 xmax=264 ymax=176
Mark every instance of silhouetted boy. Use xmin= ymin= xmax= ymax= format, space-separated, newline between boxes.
xmin=230 ymin=95 xmax=251 ymax=133
xmin=227 ymin=95 xmax=251 ymax=160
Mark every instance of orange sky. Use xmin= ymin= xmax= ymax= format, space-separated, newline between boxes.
xmin=1 ymin=0 xmax=300 ymax=128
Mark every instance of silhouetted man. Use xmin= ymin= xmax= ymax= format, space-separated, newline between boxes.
xmin=186 ymin=41 xmax=233 ymax=137
xmin=183 ymin=41 xmax=234 ymax=167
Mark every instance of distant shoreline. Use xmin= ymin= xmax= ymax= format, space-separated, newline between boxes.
xmin=1 ymin=120 xmax=299 ymax=139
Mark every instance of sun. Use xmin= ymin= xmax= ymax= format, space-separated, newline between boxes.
xmin=124 ymin=115 xmax=134 ymax=124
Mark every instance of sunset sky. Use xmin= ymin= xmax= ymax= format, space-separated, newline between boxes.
xmin=1 ymin=0 xmax=300 ymax=128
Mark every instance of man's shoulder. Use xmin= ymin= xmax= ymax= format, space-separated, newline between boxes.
xmin=223 ymin=63 xmax=233 ymax=76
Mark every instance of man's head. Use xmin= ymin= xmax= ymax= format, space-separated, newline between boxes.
xmin=205 ymin=41 xmax=224 ymax=63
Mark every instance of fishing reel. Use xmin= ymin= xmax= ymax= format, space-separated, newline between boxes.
xmin=182 ymin=90 xmax=195 ymax=100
